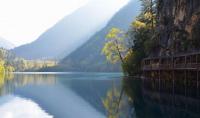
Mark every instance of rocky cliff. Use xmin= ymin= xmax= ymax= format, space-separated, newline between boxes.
xmin=157 ymin=0 xmax=200 ymax=55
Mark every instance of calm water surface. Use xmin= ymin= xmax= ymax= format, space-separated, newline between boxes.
xmin=0 ymin=72 xmax=199 ymax=118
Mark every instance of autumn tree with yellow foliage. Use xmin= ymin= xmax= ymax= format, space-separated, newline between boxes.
xmin=0 ymin=51 xmax=5 ymax=75
xmin=102 ymin=0 xmax=158 ymax=75
xmin=0 ymin=61 xmax=5 ymax=75
xmin=102 ymin=28 xmax=127 ymax=65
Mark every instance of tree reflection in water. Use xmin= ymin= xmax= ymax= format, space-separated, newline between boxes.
xmin=103 ymin=73 xmax=200 ymax=118
xmin=0 ymin=73 xmax=56 ymax=96
xmin=102 ymin=81 xmax=135 ymax=118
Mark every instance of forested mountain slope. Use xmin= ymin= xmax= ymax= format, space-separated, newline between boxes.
xmin=57 ymin=0 xmax=141 ymax=72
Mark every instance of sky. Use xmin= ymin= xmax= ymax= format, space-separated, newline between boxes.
xmin=0 ymin=0 xmax=130 ymax=46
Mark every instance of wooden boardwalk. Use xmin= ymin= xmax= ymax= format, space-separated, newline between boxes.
xmin=142 ymin=52 xmax=200 ymax=71
xmin=142 ymin=52 xmax=200 ymax=83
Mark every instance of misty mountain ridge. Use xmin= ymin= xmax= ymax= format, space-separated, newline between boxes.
xmin=12 ymin=0 xmax=130 ymax=60
xmin=53 ymin=0 xmax=141 ymax=72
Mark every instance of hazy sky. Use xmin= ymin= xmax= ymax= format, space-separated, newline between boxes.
xmin=0 ymin=0 xmax=129 ymax=46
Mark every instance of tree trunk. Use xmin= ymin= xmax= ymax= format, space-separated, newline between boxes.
xmin=115 ymin=40 xmax=124 ymax=64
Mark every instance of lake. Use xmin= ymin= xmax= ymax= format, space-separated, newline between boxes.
xmin=0 ymin=72 xmax=199 ymax=118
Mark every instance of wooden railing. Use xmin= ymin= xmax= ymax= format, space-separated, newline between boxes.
xmin=142 ymin=64 xmax=200 ymax=70
xmin=142 ymin=52 xmax=200 ymax=71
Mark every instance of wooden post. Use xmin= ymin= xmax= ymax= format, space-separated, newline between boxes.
xmin=196 ymin=55 xmax=198 ymax=65
xmin=173 ymin=57 xmax=176 ymax=69
xmin=185 ymin=70 xmax=188 ymax=110
xmin=190 ymin=55 xmax=192 ymax=68
xmin=172 ymin=56 xmax=175 ymax=98
xmin=159 ymin=58 xmax=161 ymax=81
xmin=172 ymin=70 xmax=175 ymax=96
xmin=185 ymin=56 xmax=187 ymax=68
xmin=172 ymin=69 xmax=175 ymax=106
xmin=159 ymin=70 xmax=161 ymax=92
xmin=197 ymin=70 xmax=199 ymax=114
xmin=185 ymin=70 xmax=187 ymax=97
xmin=197 ymin=70 xmax=199 ymax=98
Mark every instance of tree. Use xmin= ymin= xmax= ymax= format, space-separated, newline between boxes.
xmin=0 ymin=65 xmax=5 ymax=75
xmin=122 ymin=0 xmax=158 ymax=75
xmin=0 ymin=60 xmax=5 ymax=87
xmin=102 ymin=28 xmax=127 ymax=64
xmin=5 ymin=65 xmax=15 ymax=72
xmin=140 ymin=0 xmax=157 ymax=30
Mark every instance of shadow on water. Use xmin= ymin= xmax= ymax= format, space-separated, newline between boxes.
xmin=105 ymin=73 xmax=200 ymax=118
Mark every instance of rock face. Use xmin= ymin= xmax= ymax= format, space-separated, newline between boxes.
xmin=157 ymin=0 xmax=200 ymax=55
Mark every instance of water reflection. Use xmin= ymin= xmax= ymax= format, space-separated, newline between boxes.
xmin=0 ymin=73 xmax=56 ymax=96
xmin=14 ymin=73 xmax=112 ymax=118
xmin=0 ymin=95 xmax=53 ymax=118
xmin=0 ymin=72 xmax=198 ymax=118
xmin=0 ymin=73 xmax=122 ymax=118
xmin=116 ymin=74 xmax=200 ymax=118
xmin=102 ymin=83 xmax=133 ymax=118
xmin=58 ymin=75 xmax=121 ymax=115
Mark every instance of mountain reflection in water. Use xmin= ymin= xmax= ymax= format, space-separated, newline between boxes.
xmin=0 ymin=73 xmax=119 ymax=118
xmin=0 ymin=73 xmax=56 ymax=96
xmin=110 ymin=74 xmax=200 ymax=118
xmin=0 ymin=73 xmax=199 ymax=118
xmin=0 ymin=95 xmax=53 ymax=118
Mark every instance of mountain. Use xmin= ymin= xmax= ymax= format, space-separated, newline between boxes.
xmin=0 ymin=37 xmax=15 ymax=49
xmin=56 ymin=0 xmax=141 ymax=72
xmin=12 ymin=0 xmax=130 ymax=60
xmin=156 ymin=0 xmax=200 ymax=55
